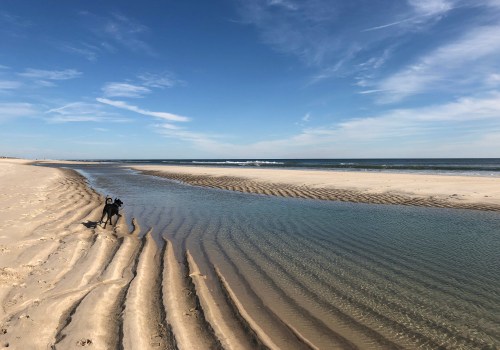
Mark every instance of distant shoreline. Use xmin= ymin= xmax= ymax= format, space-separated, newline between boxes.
xmin=131 ymin=164 xmax=500 ymax=212
xmin=35 ymin=158 xmax=500 ymax=178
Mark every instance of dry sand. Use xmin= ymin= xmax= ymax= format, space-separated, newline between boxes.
xmin=132 ymin=165 xmax=500 ymax=211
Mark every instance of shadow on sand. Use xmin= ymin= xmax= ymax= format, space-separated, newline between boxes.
xmin=82 ymin=220 xmax=99 ymax=229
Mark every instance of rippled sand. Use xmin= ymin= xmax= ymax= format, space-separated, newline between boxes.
xmin=0 ymin=160 xmax=291 ymax=349
xmin=2 ymin=160 xmax=499 ymax=349
xmin=135 ymin=166 xmax=500 ymax=212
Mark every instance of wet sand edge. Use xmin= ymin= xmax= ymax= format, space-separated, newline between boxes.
xmin=136 ymin=168 xmax=500 ymax=212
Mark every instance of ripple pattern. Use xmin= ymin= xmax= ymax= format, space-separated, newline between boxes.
xmin=74 ymin=165 xmax=500 ymax=349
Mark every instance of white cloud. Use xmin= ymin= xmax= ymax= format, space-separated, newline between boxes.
xmin=237 ymin=0 xmax=459 ymax=76
xmin=96 ymin=98 xmax=189 ymax=122
xmin=407 ymin=0 xmax=453 ymax=15
xmin=295 ymin=112 xmax=312 ymax=127
xmin=154 ymin=92 xmax=500 ymax=157
xmin=358 ymin=49 xmax=393 ymax=69
xmin=0 ymin=80 xmax=22 ymax=90
xmin=363 ymin=0 xmax=455 ymax=32
xmin=19 ymin=68 xmax=82 ymax=80
xmin=101 ymin=73 xmax=179 ymax=99
xmin=359 ymin=89 xmax=384 ymax=94
xmin=362 ymin=15 xmax=424 ymax=32
xmin=0 ymin=102 xmax=37 ymax=122
xmin=375 ymin=25 xmax=500 ymax=103
xmin=328 ymin=93 xmax=500 ymax=142
xmin=486 ymin=73 xmax=500 ymax=86
xmin=138 ymin=73 xmax=178 ymax=88
xmin=236 ymin=0 xmax=341 ymax=67
xmin=82 ymin=12 xmax=155 ymax=55
xmin=156 ymin=123 xmax=182 ymax=130
xmin=35 ymin=80 xmax=56 ymax=87
xmin=156 ymin=125 xmax=230 ymax=152
xmin=47 ymin=115 xmax=107 ymax=123
xmin=45 ymin=102 xmax=128 ymax=123
xmin=102 ymin=82 xmax=151 ymax=98
xmin=237 ymin=0 xmax=498 ymax=90
xmin=268 ymin=0 xmax=298 ymax=10
xmin=60 ymin=43 xmax=99 ymax=61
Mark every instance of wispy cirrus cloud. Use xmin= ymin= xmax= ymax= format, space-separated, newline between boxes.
xmin=235 ymin=0 xmax=455 ymax=72
xmin=101 ymin=72 xmax=179 ymax=98
xmin=362 ymin=0 xmax=455 ymax=33
xmin=96 ymin=98 xmax=189 ymax=122
xmin=236 ymin=0 xmax=341 ymax=67
xmin=138 ymin=72 xmax=179 ymax=88
xmin=15 ymin=68 xmax=82 ymax=88
xmin=58 ymin=12 xmax=154 ymax=61
xmin=407 ymin=0 xmax=454 ymax=15
xmin=102 ymin=82 xmax=151 ymax=98
xmin=338 ymin=92 xmax=500 ymax=137
xmin=0 ymin=102 xmax=37 ymax=122
xmin=154 ymin=92 xmax=500 ymax=157
xmin=60 ymin=43 xmax=99 ymax=62
xmin=45 ymin=102 xmax=129 ymax=123
xmin=237 ymin=0 xmax=499 ymax=89
xmin=364 ymin=0 xmax=454 ymax=32
xmin=80 ymin=12 xmax=154 ymax=56
xmin=18 ymin=68 xmax=82 ymax=81
xmin=0 ymin=80 xmax=22 ymax=90
xmin=294 ymin=112 xmax=312 ymax=127
xmin=371 ymin=25 xmax=500 ymax=103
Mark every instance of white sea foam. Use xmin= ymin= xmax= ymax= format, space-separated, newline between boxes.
xmin=190 ymin=160 xmax=285 ymax=166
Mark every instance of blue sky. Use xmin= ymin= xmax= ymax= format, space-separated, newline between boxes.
xmin=1 ymin=0 xmax=500 ymax=159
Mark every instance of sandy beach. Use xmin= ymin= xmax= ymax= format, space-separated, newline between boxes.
xmin=1 ymin=160 xmax=499 ymax=349
xmin=132 ymin=165 xmax=500 ymax=211
xmin=0 ymin=161 xmax=169 ymax=348
xmin=0 ymin=160 xmax=280 ymax=349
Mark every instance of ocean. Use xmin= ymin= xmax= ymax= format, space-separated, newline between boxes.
xmin=54 ymin=162 xmax=500 ymax=348
xmin=76 ymin=158 xmax=500 ymax=177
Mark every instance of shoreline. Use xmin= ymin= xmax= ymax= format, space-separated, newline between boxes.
xmin=2 ymin=160 xmax=499 ymax=348
xmin=131 ymin=165 xmax=500 ymax=212
xmin=0 ymin=160 xmax=294 ymax=349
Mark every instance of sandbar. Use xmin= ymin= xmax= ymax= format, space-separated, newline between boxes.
xmin=131 ymin=165 xmax=500 ymax=211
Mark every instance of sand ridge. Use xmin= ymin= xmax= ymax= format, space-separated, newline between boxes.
xmin=0 ymin=160 xmax=303 ymax=349
xmin=132 ymin=165 xmax=500 ymax=212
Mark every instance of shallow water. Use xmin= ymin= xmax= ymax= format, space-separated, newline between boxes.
xmin=70 ymin=164 xmax=500 ymax=348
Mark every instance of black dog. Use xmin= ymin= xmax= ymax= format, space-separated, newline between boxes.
xmin=99 ymin=197 xmax=123 ymax=228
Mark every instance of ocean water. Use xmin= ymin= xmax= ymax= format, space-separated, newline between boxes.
xmin=64 ymin=164 xmax=500 ymax=348
xmin=77 ymin=158 xmax=500 ymax=177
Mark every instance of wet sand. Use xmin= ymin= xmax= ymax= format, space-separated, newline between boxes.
xmin=131 ymin=165 xmax=500 ymax=211
xmin=0 ymin=160 xmax=277 ymax=349
xmin=2 ymin=160 xmax=499 ymax=349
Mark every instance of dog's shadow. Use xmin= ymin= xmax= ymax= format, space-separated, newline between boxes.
xmin=82 ymin=220 xmax=99 ymax=229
